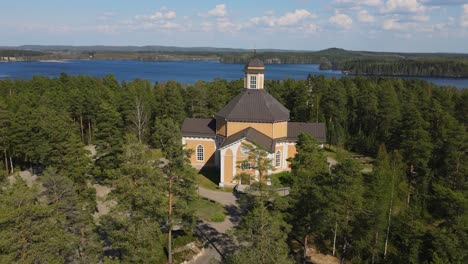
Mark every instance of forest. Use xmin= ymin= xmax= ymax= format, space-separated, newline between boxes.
xmin=2 ymin=46 xmax=468 ymax=77
xmin=0 ymin=73 xmax=466 ymax=263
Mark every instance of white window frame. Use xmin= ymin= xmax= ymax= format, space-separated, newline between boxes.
xmin=196 ymin=145 xmax=204 ymax=162
xmin=250 ymin=75 xmax=257 ymax=89
xmin=275 ymin=151 xmax=281 ymax=167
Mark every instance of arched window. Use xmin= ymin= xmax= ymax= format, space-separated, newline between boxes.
xmin=275 ymin=151 xmax=281 ymax=167
xmin=196 ymin=145 xmax=204 ymax=161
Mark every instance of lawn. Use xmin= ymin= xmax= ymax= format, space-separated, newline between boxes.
xmin=197 ymin=168 xmax=233 ymax=192
xmin=192 ymin=197 xmax=226 ymax=222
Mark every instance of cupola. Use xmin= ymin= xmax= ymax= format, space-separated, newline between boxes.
xmin=244 ymin=58 xmax=265 ymax=89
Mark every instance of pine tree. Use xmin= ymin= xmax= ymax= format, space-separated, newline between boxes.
xmin=100 ymin=136 xmax=167 ymax=263
xmin=0 ymin=177 xmax=78 ymax=263
xmin=94 ymin=101 xmax=123 ymax=180
xmin=288 ymin=134 xmax=330 ymax=261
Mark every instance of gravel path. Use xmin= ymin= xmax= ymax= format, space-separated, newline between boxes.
xmin=197 ymin=186 xmax=237 ymax=206
xmin=191 ymin=186 xmax=241 ymax=263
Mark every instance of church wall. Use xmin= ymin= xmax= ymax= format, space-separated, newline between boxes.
xmin=227 ymin=122 xmax=274 ymax=137
xmin=183 ymin=137 xmax=216 ymax=167
xmin=226 ymin=121 xmax=287 ymax=138
xmin=272 ymin=121 xmax=288 ymax=138
xmin=223 ymin=149 xmax=234 ymax=184
xmin=216 ymin=118 xmax=227 ymax=136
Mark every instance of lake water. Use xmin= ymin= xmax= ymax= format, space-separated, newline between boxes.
xmin=0 ymin=60 xmax=467 ymax=89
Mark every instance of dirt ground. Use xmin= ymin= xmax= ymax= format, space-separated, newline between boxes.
xmin=307 ymin=247 xmax=339 ymax=264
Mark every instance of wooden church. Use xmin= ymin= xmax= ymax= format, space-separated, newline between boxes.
xmin=182 ymin=58 xmax=326 ymax=187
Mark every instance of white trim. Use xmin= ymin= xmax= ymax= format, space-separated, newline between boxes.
xmin=182 ymin=136 xmax=215 ymax=142
xmin=283 ymin=142 xmax=288 ymax=169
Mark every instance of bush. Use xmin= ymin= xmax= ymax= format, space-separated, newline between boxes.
xmin=210 ymin=213 xmax=226 ymax=222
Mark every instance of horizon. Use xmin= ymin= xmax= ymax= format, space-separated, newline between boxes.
xmin=1 ymin=1 xmax=468 ymax=53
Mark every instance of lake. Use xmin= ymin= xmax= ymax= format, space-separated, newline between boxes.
xmin=0 ymin=60 xmax=467 ymax=89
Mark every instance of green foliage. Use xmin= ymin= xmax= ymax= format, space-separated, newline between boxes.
xmin=0 ymin=177 xmax=78 ymax=263
xmin=94 ymin=101 xmax=123 ymax=180
xmin=210 ymin=213 xmax=226 ymax=222
xmin=0 ymin=70 xmax=466 ymax=263
xmin=227 ymin=199 xmax=293 ymax=264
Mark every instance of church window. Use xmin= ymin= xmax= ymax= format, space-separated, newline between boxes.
xmin=275 ymin=151 xmax=281 ymax=167
xmin=240 ymin=160 xmax=251 ymax=170
xmin=250 ymin=75 xmax=257 ymax=88
xmin=196 ymin=145 xmax=204 ymax=161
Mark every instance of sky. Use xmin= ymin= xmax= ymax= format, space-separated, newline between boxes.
xmin=1 ymin=0 xmax=468 ymax=52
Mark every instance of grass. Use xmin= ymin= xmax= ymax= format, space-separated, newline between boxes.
xmin=192 ymin=197 xmax=227 ymax=222
xmin=323 ymin=145 xmax=375 ymax=172
xmin=197 ymin=168 xmax=234 ymax=192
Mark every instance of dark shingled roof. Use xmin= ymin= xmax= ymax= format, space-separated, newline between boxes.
xmin=287 ymin=122 xmax=326 ymax=143
xmin=181 ymin=118 xmax=216 ymax=137
xmin=215 ymin=89 xmax=290 ymax=122
xmin=220 ymin=127 xmax=275 ymax=152
xmin=244 ymin=58 xmax=264 ymax=69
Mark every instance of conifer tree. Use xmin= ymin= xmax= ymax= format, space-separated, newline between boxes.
xmin=94 ymin=101 xmax=123 ymax=180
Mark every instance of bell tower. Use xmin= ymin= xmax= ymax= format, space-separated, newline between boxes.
xmin=244 ymin=56 xmax=265 ymax=89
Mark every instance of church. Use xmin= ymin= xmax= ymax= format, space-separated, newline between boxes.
xmin=182 ymin=58 xmax=326 ymax=187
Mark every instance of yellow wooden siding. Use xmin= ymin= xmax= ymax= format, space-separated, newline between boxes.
xmin=224 ymin=149 xmax=233 ymax=183
xmin=185 ymin=139 xmax=216 ymax=166
xmin=226 ymin=121 xmax=287 ymax=139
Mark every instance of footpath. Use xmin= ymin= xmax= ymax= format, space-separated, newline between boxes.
xmin=191 ymin=186 xmax=241 ymax=264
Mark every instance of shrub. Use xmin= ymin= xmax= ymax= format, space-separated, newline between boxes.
xmin=210 ymin=213 xmax=226 ymax=222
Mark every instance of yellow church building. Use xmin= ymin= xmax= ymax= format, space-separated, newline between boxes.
xmin=182 ymin=58 xmax=326 ymax=187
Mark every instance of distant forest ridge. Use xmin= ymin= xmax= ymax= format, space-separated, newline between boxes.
xmin=1 ymin=46 xmax=468 ymax=77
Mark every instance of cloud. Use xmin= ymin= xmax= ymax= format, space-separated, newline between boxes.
xmin=462 ymin=4 xmax=468 ymax=28
xmin=421 ymin=0 xmax=467 ymax=6
xmin=334 ymin=0 xmax=383 ymax=7
xmin=250 ymin=9 xmax=315 ymax=27
xmin=381 ymin=0 xmax=426 ymax=13
xmin=277 ymin=9 xmax=315 ymax=26
xmin=136 ymin=10 xmax=176 ymax=21
xmin=208 ymin=4 xmax=227 ymax=17
xmin=358 ymin=9 xmax=375 ymax=23
xmin=329 ymin=12 xmax=353 ymax=28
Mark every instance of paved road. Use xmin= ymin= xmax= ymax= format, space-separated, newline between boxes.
xmin=198 ymin=186 xmax=237 ymax=206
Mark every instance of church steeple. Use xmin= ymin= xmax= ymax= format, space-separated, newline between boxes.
xmin=244 ymin=56 xmax=265 ymax=89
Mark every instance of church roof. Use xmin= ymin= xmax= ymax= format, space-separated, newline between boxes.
xmin=218 ymin=123 xmax=326 ymax=153
xmin=244 ymin=58 xmax=264 ymax=69
xmin=215 ymin=89 xmax=290 ymax=122
xmin=287 ymin=122 xmax=326 ymax=143
xmin=220 ymin=127 xmax=275 ymax=152
xmin=181 ymin=118 xmax=216 ymax=138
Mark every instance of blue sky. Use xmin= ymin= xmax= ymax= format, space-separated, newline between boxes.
xmin=1 ymin=0 xmax=467 ymax=52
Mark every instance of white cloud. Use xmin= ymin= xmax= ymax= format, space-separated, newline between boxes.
xmin=249 ymin=9 xmax=315 ymax=27
xmin=462 ymin=4 xmax=468 ymax=28
xmin=208 ymin=4 xmax=227 ymax=17
xmin=358 ymin=9 xmax=376 ymax=23
xmin=277 ymin=9 xmax=315 ymax=26
xmin=334 ymin=0 xmax=383 ymax=7
xmin=381 ymin=0 xmax=426 ymax=13
xmin=329 ymin=12 xmax=353 ymax=28
xmin=136 ymin=10 xmax=176 ymax=21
